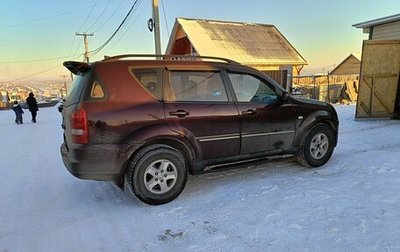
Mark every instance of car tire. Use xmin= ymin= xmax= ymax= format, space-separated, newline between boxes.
xmin=125 ymin=144 xmax=188 ymax=205
xmin=296 ymin=124 xmax=335 ymax=168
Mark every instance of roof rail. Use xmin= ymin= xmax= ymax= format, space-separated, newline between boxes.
xmin=101 ymin=54 xmax=241 ymax=65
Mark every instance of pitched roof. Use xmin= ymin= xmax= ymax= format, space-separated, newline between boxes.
xmin=330 ymin=54 xmax=361 ymax=75
xmin=166 ymin=18 xmax=307 ymax=66
xmin=353 ymin=13 xmax=400 ymax=29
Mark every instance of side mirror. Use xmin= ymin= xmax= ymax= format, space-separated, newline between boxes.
xmin=283 ymin=92 xmax=290 ymax=101
xmin=281 ymin=91 xmax=290 ymax=103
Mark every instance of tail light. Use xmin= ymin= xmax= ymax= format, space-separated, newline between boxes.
xmin=70 ymin=108 xmax=88 ymax=144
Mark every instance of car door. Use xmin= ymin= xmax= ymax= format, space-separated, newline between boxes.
xmin=164 ymin=68 xmax=240 ymax=161
xmin=226 ymin=71 xmax=297 ymax=155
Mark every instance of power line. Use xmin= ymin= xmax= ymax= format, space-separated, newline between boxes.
xmin=1 ymin=54 xmax=83 ymax=83
xmin=0 ymin=53 xmax=84 ymax=64
xmin=67 ymin=0 xmax=112 ymax=56
xmin=65 ymin=0 xmax=98 ymax=59
xmin=94 ymin=0 xmax=126 ymax=33
xmin=90 ymin=0 xmax=140 ymax=55
xmin=91 ymin=0 xmax=140 ymax=54
xmin=0 ymin=5 xmax=96 ymax=30
xmin=1 ymin=0 xmax=141 ymax=81
xmin=66 ymin=36 xmax=78 ymax=57
xmin=72 ymin=36 xmax=85 ymax=56
xmin=100 ymin=0 xmax=146 ymax=54
xmin=160 ymin=0 xmax=170 ymax=36
xmin=2 ymin=64 xmax=62 ymax=83
xmin=66 ymin=3 xmax=98 ymax=57
xmin=85 ymin=0 xmax=113 ymax=32
xmin=75 ymin=0 xmax=99 ymax=32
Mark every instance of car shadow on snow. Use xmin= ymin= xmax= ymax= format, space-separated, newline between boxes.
xmin=181 ymin=156 xmax=319 ymax=201
xmin=63 ymin=156 xmax=328 ymax=209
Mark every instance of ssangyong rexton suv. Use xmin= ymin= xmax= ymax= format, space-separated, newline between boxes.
xmin=60 ymin=55 xmax=338 ymax=205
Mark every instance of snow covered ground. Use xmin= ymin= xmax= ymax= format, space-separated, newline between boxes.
xmin=0 ymin=104 xmax=399 ymax=252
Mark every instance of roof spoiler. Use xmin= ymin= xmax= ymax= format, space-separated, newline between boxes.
xmin=63 ymin=61 xmax=91 ymax=75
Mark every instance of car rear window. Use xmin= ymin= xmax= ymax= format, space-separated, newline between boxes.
xmin=64 ymin=72 xmax=91 ymax=107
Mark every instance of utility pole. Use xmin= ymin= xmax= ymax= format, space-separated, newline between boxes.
xmin=75 ymin=32 xmax=94 ymax=63
xmin=152 ymin=0 xmax=162 ymax=59
xmin=60 ymin=74 xmax=69 ymax=98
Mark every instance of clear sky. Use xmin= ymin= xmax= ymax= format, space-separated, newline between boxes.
xmin=0 ymin=0 xmax=399 ymax=81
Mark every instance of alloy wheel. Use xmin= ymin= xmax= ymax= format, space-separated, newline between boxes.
xmin=143 ymin=159 xmax=178 ymax=194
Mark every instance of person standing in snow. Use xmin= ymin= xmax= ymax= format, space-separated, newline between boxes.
xmin=26 ymin=92 xmax=38 ymax=123
xmin=12 ymin=101 xmax=24 ymax=124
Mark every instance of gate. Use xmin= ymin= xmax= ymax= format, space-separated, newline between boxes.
xmin=356 ymin=40 xmax=400 ymax=118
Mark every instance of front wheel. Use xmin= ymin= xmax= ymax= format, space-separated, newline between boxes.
xmin=125 ymin=144 xmax=188 ymax=205
xmin=296 ymin=125 xmax=335 ymax=167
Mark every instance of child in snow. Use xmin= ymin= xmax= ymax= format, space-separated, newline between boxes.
xmin=12 ymin=101 xmax=24 ymax=124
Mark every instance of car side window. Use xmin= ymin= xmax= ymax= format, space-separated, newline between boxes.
xmin=228 ymin=73 xmax=278 ymax=104
xmin=131 ymin=68 xmax=163 ymax=100
xmin=90 ymin=81 xmax=105 ymax=98
xmin=167 ymin=71 xmax=228 ymax=102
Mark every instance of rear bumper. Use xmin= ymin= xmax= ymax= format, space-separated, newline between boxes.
xmin=60 ymin=143 xmax=127 ymax=184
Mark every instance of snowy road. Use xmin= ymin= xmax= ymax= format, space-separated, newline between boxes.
xmin=0 ymin=105 xmax=399 ymax=251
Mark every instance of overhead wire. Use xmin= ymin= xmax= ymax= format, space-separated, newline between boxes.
xmin=160 ymin=0 xmax=170 ymax=36
xmin=100 ymin=0 xmax=146 ymax=55
xmin=3 ymin=65 xmax=62 ymax=83
xmin=3 ymin=3 xmax=89 ymax=75
xmin=1 ymin=1 xmax=123 ymax=82
xmin=93 ymin=0 xmax=126 ymax=33
xmin=0 ymin=5 xmax=96 ymax=30
xmin=1 ymin=54 xmax=83 ymax=83
xmin=66 ymin=0 xmax=99 ymax=58
xmin=75 ymin=0 xmax=100 ymax=32
xmin=90 ymin=0 xmax=140 ymax=55
xmin=0 ymin=53 xmax=84 ymax=64
xmin=66 ymin=36 xmax=78 ymax=57
xmin=85 ymin=0 xmax=113 ymax=32
xmin=2 ymin=0 xmax=142 ymax=81
xmin=72 ymin=36 xmax=85 ymax=57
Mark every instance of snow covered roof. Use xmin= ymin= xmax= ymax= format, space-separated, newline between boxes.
xmin=166 ymin=18 xmax=307 ymax=67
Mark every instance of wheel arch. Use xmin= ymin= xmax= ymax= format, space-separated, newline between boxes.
xmin=294 ymin=110 xmax=338 ymax=147
xmin=120 ymin=135 xmax=197 ymax=189
xmin=142 ymin=138 xmax=196 ymax=171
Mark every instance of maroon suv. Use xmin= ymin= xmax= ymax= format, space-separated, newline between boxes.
xmin=60 ymin=55 xmax=338 ymax=205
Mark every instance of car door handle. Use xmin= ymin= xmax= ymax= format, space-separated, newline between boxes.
xmin=242 ymin=109 xmax=257 ymax=116
xmin=169 ymin=110 xmax=190 ymax=118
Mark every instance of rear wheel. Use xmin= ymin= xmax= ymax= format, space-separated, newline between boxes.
xmin=297 ymin=125 xmax=335 ymax=167
xmin=125 ymin=144 xmax=188 ymax=205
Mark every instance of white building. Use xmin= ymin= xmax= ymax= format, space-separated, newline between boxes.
xmin=353 ymin=13 xmax=400 ymax=40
